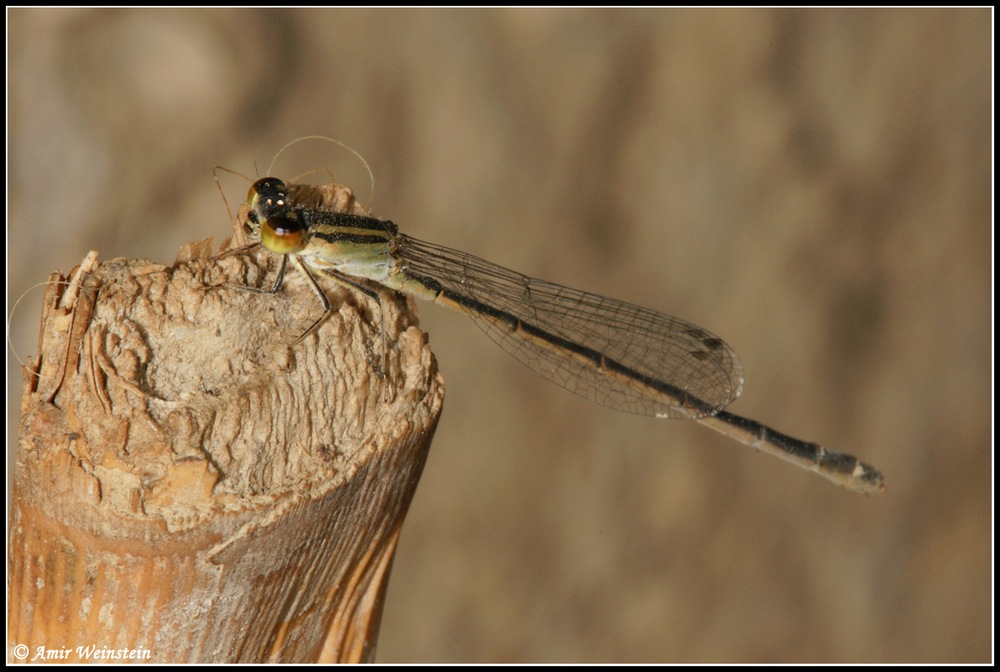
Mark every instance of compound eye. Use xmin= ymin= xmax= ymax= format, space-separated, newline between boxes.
xmin=260 ymin=214 xmax=306 ymax=254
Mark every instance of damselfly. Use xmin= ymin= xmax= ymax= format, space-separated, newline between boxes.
xmin=235 ymin=176 xmax=885 ymax=494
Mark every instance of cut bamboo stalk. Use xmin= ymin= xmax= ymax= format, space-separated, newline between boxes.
xmin=7 ymin=183 xmax=444 ymax=663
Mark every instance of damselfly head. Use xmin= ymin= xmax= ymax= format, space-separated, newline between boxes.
xmin=244 ymin=177 xmax=308 ymax=255
xmin=247 ymin=178 xmax=290 ymax=219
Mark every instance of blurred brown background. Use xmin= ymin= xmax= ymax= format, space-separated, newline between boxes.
xmin=7 ymin=8 xmax=990 ymax=663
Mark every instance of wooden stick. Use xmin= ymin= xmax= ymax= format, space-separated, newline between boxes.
xmin=7 ymin=187 xmax=444 ymax=663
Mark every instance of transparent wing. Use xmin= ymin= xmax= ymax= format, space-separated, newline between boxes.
xmin=394 ymin=234 xmax=744 ymax=419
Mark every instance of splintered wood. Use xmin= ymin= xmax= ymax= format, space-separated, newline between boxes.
xmin=8 ymin=182 xmax=444 ymax=663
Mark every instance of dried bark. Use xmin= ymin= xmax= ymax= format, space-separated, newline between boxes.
xmin=8 ymin=185 xmax=444 ymax=663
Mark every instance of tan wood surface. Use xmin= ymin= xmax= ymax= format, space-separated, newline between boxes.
xmin=8 ymin=187 xmax=444 ymax=664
